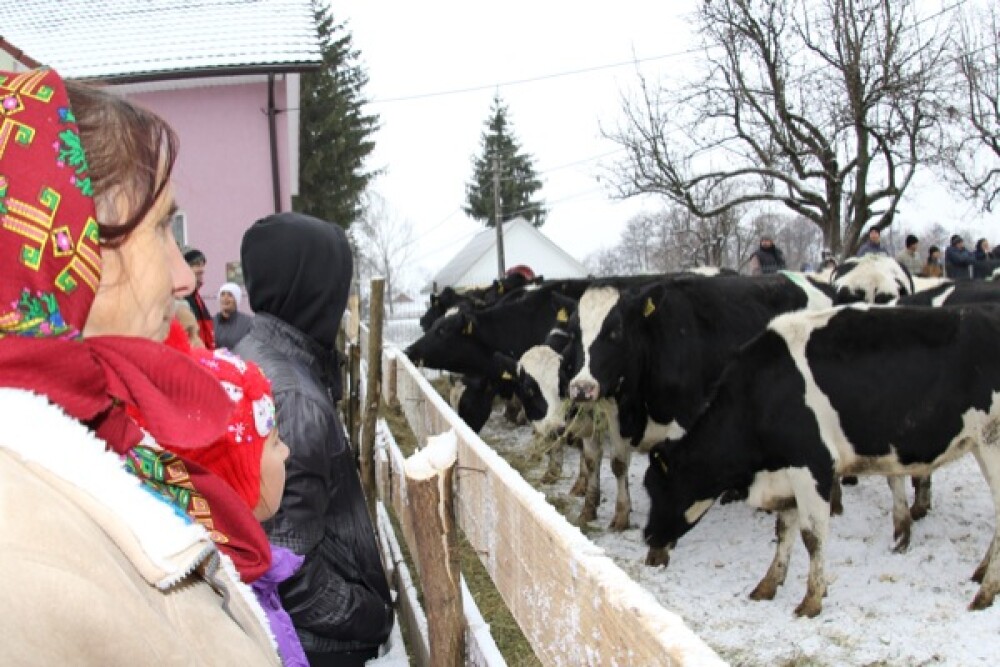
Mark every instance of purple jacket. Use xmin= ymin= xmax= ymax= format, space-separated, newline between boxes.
xmin=252 ymin=545 xmax=308 ymax=667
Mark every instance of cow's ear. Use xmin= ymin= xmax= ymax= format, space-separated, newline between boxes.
xmin=550 ymin=293 xmax=576 ymax=323
xmin=462 ymin=312 xmax=477 ymax=335
xmin=493 ymin=351 xmax=518 ymax=382
xmin=430 ymin=293 xmax=439 ymax=307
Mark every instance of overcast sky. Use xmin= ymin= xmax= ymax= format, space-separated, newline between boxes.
xmin=334 ymin=0 xmax=996 ymax=289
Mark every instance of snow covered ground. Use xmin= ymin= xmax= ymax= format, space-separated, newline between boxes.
xmin=480 ymin=411 xmax=1000 ymax=666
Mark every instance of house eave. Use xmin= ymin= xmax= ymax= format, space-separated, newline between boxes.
xmin=75 ymin=61 xmax=322 ymax=85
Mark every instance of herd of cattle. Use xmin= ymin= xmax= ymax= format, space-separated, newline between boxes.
xmin=403 ymin=256 xmax=1000 ymax=617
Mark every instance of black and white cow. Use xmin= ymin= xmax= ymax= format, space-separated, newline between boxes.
xmin=830 ymin=255 xmax=914 ymax=304
xmin=643 ymin=303 xmax=1000 ymax=617
xmin=549 ymin=272 xmax=836 ymax=529
xmin=406 ymin=280 xmax=588 ymax=377
xmin=419 ymin=272 xmax=540 ymax=331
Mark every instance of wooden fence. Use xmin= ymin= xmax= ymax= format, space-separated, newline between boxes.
xmin=349 ymin=297 xmax=723 ymax=665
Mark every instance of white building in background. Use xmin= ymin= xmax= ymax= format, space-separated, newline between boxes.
xmin=428 ymin=217 xmax=589 ymax=291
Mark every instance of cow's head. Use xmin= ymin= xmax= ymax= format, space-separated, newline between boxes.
xmin=832 ymin=256 xmax=914 ymax=305
xmin=565 ymin=286 xmax=626 ymax=401
xmin=642 ymin=440 xmax=713 ymax=565
xmin=496 ymin=346 xmax=568 ymax=438
xmin=405 ymin=305 xmax=490 ymax=374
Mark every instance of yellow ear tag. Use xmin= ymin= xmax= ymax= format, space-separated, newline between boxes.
xmin=501 ymin=370 xmax=514 ymax=381
xmin=644 ymin=297 xmax=656 ymax=318
xmin=556 ymin=307 xmax=569 ymax=323
xmin=463 ymin=321 xmax=474 ymax=335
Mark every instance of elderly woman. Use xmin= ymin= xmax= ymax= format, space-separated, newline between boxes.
xmin=0 ymin=68 xmax=279 ymax=665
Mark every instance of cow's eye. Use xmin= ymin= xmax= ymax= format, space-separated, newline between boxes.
xmin=609 ymin=329 xmax=621 ymax=342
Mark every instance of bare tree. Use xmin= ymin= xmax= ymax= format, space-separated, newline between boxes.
xmin=604 ymin=0 xmax=949 ymax=256
xmin=946 ymin=3 xmax=1000 ymax=211
xmin=352 ymin=192 xmax=414 ymax=314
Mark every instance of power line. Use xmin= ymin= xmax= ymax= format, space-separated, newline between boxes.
xmin=369 ymin=47 xmax=710 ymax=105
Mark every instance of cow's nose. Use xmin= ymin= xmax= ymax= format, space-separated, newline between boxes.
xmin=570 ymin=380 xmax=598 ymax=401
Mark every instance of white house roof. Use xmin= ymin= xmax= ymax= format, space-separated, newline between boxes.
xmin=430 ymin=217 xmax=588 ymax=290
xmin=0 ymin=0 xmax=322 ymax=81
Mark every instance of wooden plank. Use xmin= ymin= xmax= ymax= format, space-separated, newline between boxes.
xmin=361 ymin=279 xmax=385 ymax=523
xmin=377 ymin=502 xmax=431 ymax=667
xmin=404 ymin=435 xmax=464 ymax=666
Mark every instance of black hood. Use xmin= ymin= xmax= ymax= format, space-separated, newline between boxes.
xmin=241 ymin=212 xmax=353 ymax=348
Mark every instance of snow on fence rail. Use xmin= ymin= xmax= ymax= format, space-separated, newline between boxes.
xmin=376 ymin=336 xmax=724 ymax=666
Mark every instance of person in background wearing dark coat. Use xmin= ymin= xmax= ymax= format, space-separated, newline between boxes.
xmin=235 ymin=213 xmax=393 ymax=667
xmin=974 ymin=238 xmax=992 ymax=261
xmin=748 ymin=235 xmax=786 ymax=275
xmin=856 ymin=227 xmax=890 ymax=257
xmin=183 ymin=247 xmax=215 ymax=349
xmin=945 ymin=235 xmax=976 ymax=280
xmin=213 ymin=282 xmax=253 ymax=350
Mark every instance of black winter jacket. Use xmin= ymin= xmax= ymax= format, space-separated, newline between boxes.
xmin=236 ymin=313 xmax=393 ymax=654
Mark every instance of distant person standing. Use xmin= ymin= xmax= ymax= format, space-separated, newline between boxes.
xmin=895 ymin=234 xmax=922 ymax=275
xmin=857 ymin=227 xmax=890 ymax=257
xmin=214 ymin=282 xmax=254 ymax=350
xmin=184 ymin=247 xmax=215 ymax=349
xmin=945 ymin=235 xmax=975 ymax=280
xmin=748 ymin=235 xmax=786 ymax=275
xmin=920 ymin=245 xmax=944 ymax=278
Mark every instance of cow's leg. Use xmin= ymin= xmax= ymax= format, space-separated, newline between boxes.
xmin=887 ymin=475 xmax=912 ymax=552
xmin=608 ymin=431 xmax=631 ymax=531
xmin=830 ymin=477 xmax=843 ymax=516
xmin=792 ymin=470 xmax=830 ymax=617
xmin=749 ymin=508 xmax=798 ymax=602
xmin=569 ymin=439 xmax=588 ymax=496
xmin=541 ymin=437 xmax=564 ymax=484
xmin=576 ymin=433 xmax=602 ymax=525
xmin=970 ymin=447 xmax=1000 ymax=609
xmin=911 ymin=474 xmax=932 ymax=521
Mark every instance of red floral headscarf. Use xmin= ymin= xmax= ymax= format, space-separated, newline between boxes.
xmin=0 ymin=68 xmax=271 ymax=581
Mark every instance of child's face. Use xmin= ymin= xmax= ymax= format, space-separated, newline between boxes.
xmin=254 ymin=429 xmax=289 ymax=521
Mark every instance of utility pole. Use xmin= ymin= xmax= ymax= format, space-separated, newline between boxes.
xmin=493 ymin=155 xmax=505 ymax=278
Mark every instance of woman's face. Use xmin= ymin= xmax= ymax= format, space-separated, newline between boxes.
xmin=254 ymin=429 xmax=290 ymax=521
xmin=83 ymin=183 xmax=195 ymax=341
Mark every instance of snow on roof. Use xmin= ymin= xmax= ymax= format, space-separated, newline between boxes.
xmin=0 ymin=0 xmax=322 ymax=81
xmin=430 ymin=217 xmax=587 ymax=290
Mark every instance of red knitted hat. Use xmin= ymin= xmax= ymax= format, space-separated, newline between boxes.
xmin=173 ymin=348 xmax=277 ymax=510
xmin=0 ymin=68 xmax=101 ymax=339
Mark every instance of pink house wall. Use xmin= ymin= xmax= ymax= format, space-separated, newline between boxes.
xmin=126 ymin=79 xmax=292 ymax=313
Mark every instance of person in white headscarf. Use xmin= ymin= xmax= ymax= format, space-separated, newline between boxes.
xmin=213 ymin=281 xmax=254 ymax=350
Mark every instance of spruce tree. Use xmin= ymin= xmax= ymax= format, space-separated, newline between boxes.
xmin=464 ymin=94 xmax=547 ymax=227
xmin=294 ymin=2 xmax=379 ymax=228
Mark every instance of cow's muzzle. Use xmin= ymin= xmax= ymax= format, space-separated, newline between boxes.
xmin=570 ymin=379 xmax=599 ymax=402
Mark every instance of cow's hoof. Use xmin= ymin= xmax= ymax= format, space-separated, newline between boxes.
xmin=540 ymin=470 xmax=559 ymax=485
xmin=969 ymin=589 xmax=996 ymax=611
xmin=910 ymin=502 xmax=930 ymax=521
xmin=577 ymin=503 xmax=597 ymax=525
xmin=972 ymin=561 xmax=988 ymax=584
xmin=794 ymin=598 xmax=823 ymax=618
xmin=749 ymin=581 xmax=778 ymax=601
xmin=609 ymin=514 xmax=630 ymax=532
xmin=645 ymin=547 xmax=670 ymax=567
xmin=892 ymin=525 xmax=911 ymax=553
xmin=569 ymin=478 xmax=587 ymax=497
xmin=831 ymin=500 xmax=844 ymax=516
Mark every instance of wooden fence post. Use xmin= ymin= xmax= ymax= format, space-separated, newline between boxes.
xmin=361 ymin=278 xmax=385 ymax=523
xmin=348 ymin=342 xmax=361 ymax=456
xmin=404 ymin=432 xmax=464 ymax=667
